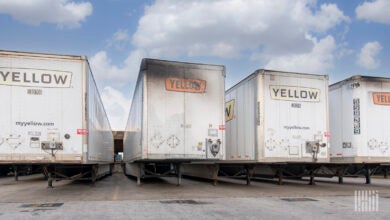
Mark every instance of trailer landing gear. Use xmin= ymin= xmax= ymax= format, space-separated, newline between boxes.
xmin=125 ymin=162 xmax=183 ymax=186
xmin=42 ymin=164 xmax=111 ymax=188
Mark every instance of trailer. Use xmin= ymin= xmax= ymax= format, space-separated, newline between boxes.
xmin=0 ymin=50 xmax=114 ymax=186
xmin=319 ymin=75 xmax=390 ymax=184
xmin=123 ymin=58 xmax=225 ymax=185
xmin=182 ymin=69 xmax=330 ymax=185
xmin=330 ymin=75 xmax=390 ymax=163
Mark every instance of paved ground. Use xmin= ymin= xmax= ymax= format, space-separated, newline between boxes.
xmin=0 ymin=167 xmax=389 ymax=219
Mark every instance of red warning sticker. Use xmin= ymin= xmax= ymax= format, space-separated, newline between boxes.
xmin=324 ymin=132 xmax=331 ymax=137
xmin=77 ymin=129 xmax=89 ymax=135
xmin=219 ymin=125 xmax=225 ymax=130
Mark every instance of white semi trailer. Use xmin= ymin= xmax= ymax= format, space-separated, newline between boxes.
xmin=225 ymin=69 xmax=330 ymax=163
xmin=123 ymin=58 xmax=226 ymax=185
xmin=183 ymin=69 xmax=330 ymax=185
xmin=0 ymin=50 xmax=114 ymax=186
xmin=300 ymin=75 xmax=390 ymax=185
xmin=330 ymin=75 xmax=390 ymax=163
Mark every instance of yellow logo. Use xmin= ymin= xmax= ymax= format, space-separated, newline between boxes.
xmin=225 ymin=99 xmax=235 ymax=122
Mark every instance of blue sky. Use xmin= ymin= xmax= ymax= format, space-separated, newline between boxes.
xmin=1 ymin=0 xmax=389 ymax=130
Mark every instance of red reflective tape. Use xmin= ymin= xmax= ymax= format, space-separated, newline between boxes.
xmin=77 ymin=129 xmax=89 ymax=135
xmin=336 ymin=153 xmax=343 ymax=156
xmin=219 ymin=125 xmax=225 ymax=130
xmin=324 ymin=132 xmax=331 ymax=137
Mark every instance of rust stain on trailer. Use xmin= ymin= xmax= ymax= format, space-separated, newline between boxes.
xmin=165 ymin=77 xmax=206 ymax=93
xmin=373 ymin=92 xmax=390 ymax=105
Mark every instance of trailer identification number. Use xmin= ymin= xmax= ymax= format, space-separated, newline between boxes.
xmin=353 ymin=98 xmax=360 ymax=135
xmin=165 ymin=77 xmax=206 ymax=93
xmin=270 ymin=86 xmax=320 ymax=102
xmin=27 ymin=89 xmax=42 ymax=95
xmin=0 ymin=67 xmax=72 ymax=88
xmin=373 ymin=92 xmax=390 ymax=105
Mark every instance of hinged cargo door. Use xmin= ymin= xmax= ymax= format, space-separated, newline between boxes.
xmin=329 ymin=85 xmax=358 ymax=158
xmin=263 ymin=73 xmax=328 ymax=161
xmin=0 ymin=55 xmax=83 ymax=162
xmin=365 ymin=81 xmax=390 ymax=158
xmin=146 ymin=67 xmax=185 ymax=158
xmin=184 ymin=68 xmax=224 ymax=159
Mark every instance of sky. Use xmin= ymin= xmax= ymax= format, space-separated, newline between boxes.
xmin=0 ymin=0 xmax=389 ymax=130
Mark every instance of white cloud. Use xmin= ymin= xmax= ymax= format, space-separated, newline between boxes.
xmin=0 ymin=0 xmax=92 ymax=28
xmin=264 ymin=35 xmax=336 ymax=74
xmin=101 ymin=86 xmax=131 ymax=131
xmin=132 ymin=0 xmax=349 ymax=58
xmin=89 ymin=49 xmax=145 ymax=89
xmin=356 ymin=0 xmax=390 ymax=24
xmin=357 ymin=41 xmax=382 ymax=69
xmin=89 ymin=50 xmax=145 ymax=130
xmin=107 ymin=29 xmax=131 ymax=50
xmin=95 ymin=0 xmax=350 ymax=127
xmin=298 ymin=3 xmax=351 ymax=33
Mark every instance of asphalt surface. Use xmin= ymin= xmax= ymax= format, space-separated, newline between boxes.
xmin=0 ymin=166 xmax=389 ymax=219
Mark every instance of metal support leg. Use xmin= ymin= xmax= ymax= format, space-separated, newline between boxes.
xmin=137 ymin=163 xmax=142 ymax=186
xmin=212 ymin=164 xmax=219 ymax=186
xmin=13 ymin=166 xmax=18 ymax=181
xmin=309 ymin=169 xmax=315 ymax=185
xmin=338 ymin=175 xmax=343 ymax=184
xmin=137 ymin=176 xmax=141 ymax=185
xmin=48 ymin=171 xmax=53 ymax=188
xmin=245 ymin=166 xmax=251 ymax=186
xmin=176 ymin=163 xmax=181 ymax=186
xmin=109 ymin=164 xmax=113 ymax=176
xmin=365 ymin=166 xmax=371 ymax=184
xmin=337 ymin=168 xmax=344 ymax=184
xmin=277 ymin=168 xmax=284 ymax=185
xmin=91 ymin=165 xmax=97 ymax=186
